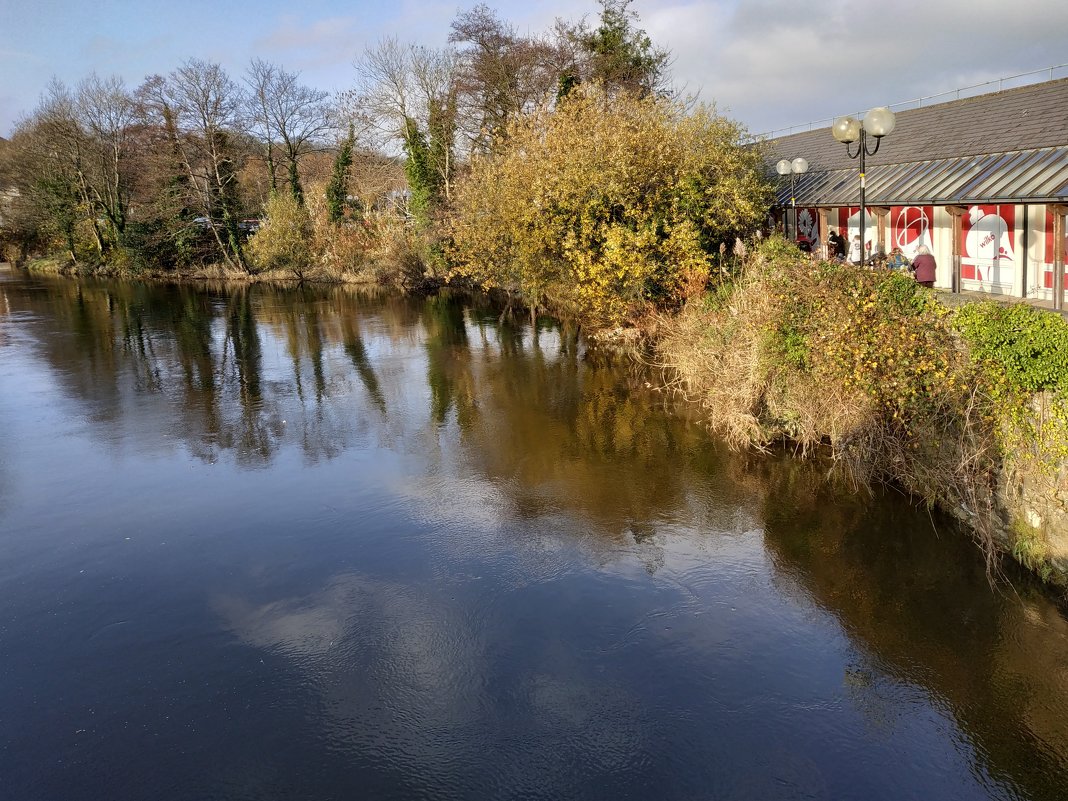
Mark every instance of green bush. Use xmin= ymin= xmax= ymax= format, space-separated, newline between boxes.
xmin=954 ymin=301 xmax=1068 ymax=466
xmin=954 ymin=302 xmax=1068 ymax=397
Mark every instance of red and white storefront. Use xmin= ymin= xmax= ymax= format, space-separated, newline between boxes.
xmin=788 ymin=203 xmax=1068 ymax=302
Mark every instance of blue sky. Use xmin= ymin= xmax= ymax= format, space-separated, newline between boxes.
xmin=2 ymin=0 xmax=1066 ymax=138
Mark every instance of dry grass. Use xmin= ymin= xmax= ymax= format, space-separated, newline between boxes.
xmin=655 ymin=241 xmax=1013 ymax=580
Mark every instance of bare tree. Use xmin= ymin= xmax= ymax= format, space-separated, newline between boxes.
xmin=3 ymin=102 xmax=85 ymax=262
xmin=75 ymin=73 xmax=137 ymax=245
xmin=246 ymin=59 xmax=281 ymax=194
xmin=348 ymin=150 xmax=406 ymax=217
xmin=140 ymin=60 xmax=249 ymax=271
xmin=245 ymin=59 xmax=333 ymax=204
xmin=351 ymin=39 xmax=459 ymax=216
xmin=410 ymin=46 xmax=459 ymax=201
xmin=28 ymin=80 xmax=113 ymax=257
xmin=350 ymin=37 xmax=415 ymax=144
xmin=448 ymin=5 xmax=562 ymax=153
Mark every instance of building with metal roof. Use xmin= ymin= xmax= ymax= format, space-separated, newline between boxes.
xmin=765 ymin=76 xmax=1068 ymax=305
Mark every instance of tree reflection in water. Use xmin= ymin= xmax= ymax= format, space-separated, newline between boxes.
xmin=3 ymin=270 xmax=1067 ymax=801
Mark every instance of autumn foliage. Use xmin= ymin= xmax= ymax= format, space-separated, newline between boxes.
xmin=246 ymin=193 xmax=313 ymax=276
xmin=448 ymin=89 xmax=771 ymax=328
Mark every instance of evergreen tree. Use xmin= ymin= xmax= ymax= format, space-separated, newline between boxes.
xmin=326 ymin=124 xmax=355 ymax=224
xmin=582 ymin=0 xmax=670 ymax=98
xmin=402 ymin=117 xmax=438 ymax=226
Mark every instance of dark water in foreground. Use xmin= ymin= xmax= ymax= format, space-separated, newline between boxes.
xmin=1 ymin=266 xmax=1067 ymax=801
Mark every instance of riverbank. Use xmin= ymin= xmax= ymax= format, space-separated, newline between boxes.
xmin=18 ymin=252 xmax=425 ymax=288
xmin=657 ymin=239 xmax=1068 ymax=589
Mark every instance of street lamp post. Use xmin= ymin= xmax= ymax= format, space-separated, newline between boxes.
xmin=831 ymin=107 xmax=896 ymax=266
xmin=775 ymin=157 xmax=809 ymax=242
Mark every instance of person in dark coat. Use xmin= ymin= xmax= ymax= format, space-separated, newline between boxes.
xmin=911 ymin=245 xmax=937 ymax=287
xmin=827 ymin=229 xmax=846 ymax=259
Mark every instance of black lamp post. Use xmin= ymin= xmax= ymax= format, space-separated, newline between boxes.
xmin=831 ymin=107 xmax=896 ymax=266
xmin=775 ymin=157 xmax=809 ymax=241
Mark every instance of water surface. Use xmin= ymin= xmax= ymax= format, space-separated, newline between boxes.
xmin=1 ymin=266 xmax=1066 ymax=801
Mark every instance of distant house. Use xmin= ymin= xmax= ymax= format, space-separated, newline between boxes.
xmin=765 ymin=76 xmax=1068 ymax=306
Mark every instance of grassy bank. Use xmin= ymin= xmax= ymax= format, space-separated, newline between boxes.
xmin=657 ymin=238 xmax=1068 ymax=586
xmin=19 ymin=230 xmax=434 ymax=292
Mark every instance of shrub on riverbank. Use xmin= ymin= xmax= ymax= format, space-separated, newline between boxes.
xmin=448 ymin=88 xmax=771 ymax=329
xmin=954 ymin=302 xmax=1068 ymax=462
xmin=246 ymin=193 xmax=314 ymax=277
xmin=659 ymin=238 xmax=1068 ymax=582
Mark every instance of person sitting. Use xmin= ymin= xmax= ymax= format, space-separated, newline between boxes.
xmin=887 ymin=247 xmax=910 ymax=271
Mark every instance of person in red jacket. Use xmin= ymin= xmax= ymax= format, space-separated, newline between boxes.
xmin=911 ymin=245 xmax=937 ymax=288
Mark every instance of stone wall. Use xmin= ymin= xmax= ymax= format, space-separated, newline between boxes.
xmin=994 ymin=395 xmax=1068 ymax=586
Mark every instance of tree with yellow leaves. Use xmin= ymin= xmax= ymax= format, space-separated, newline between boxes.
xmin=448 ymin=88 xmax=770 ymax=329
xmin=246 ymin=192 xmax=313 ymax=278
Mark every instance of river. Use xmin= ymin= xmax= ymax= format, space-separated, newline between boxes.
xmin=1 ymin=265 xmax=1066 ymax=801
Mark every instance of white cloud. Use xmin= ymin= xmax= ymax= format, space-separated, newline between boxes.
xmin=3 ymin=0 xmax=1066 ymax=137
xmin=638 ymin=0 xmax=1068 ymax=134
xmin=255 ymin=14 xmax=366 ymax=70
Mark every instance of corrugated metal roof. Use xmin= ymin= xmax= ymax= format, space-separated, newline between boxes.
xmin=766 ymin=78 xmax=1068 ymax=170
xmin=765 ymin=77 xmax=1068 ymax=206
xmin=776 ymin=146 xmax=1068 ymax=207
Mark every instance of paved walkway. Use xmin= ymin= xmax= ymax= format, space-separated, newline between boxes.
xmin=935 ymin=287 xmax=1067 ymax=316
